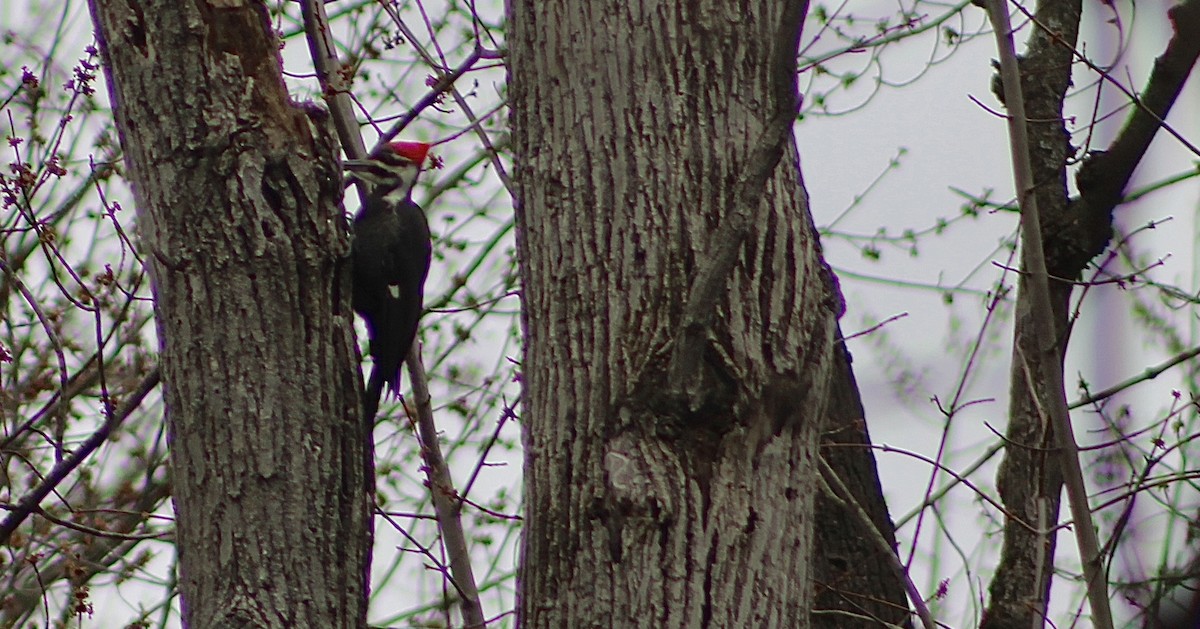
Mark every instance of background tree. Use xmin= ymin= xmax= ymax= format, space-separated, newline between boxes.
xmin=979 ymin=2 xmax=1198 ymax=626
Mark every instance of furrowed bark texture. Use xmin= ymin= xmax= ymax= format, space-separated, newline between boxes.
xmin=510 ymin=1 xmax=855 ymax=626
xmin=88 ymin=1 xmax=369 ymax=626
xmin=983 ymin=1 xmax=1083 ymax=627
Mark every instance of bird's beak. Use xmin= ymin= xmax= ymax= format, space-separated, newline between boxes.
xmin=343 ymin=159 xmax=377 ymax=187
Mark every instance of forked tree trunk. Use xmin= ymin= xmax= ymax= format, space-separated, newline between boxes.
xmin=983 ymin=1 xmax=1082 ymax=625
xmin=509 ymin=1 xmax=869 ymax=625
xmin=89 ymin=2 xmax=370 ymax=626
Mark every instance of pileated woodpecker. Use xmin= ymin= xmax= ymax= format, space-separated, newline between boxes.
xmin=345 ymin=141 xmax=432 ymax=419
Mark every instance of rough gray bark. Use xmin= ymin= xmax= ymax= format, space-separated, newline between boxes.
xmin=508 ymin=0 xmax=894 ymax=626
xmin=88 ymin=2 xmax=370 ymax=627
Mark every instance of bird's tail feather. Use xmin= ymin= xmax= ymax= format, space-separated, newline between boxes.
xmin=385 ymin=292 xmax=422 ymax=394
xmin=363 ymin=294 xmax=421 ymax=421
xmin=370 ymin=298 xmax=406 ymax=399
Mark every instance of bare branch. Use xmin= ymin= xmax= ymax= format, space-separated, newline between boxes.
xmin=0 ymin=368 xmax=161 ymax=545
xmin=1069 ymin=344 xmax=1200 ymax=410
xmin=407 ymin=349 xmax=487 ymax=628
xmin=1072 ymin=0 xmax=1200 ymax=224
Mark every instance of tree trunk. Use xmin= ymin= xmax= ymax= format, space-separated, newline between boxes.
xmin=508 ymin=1 xmax=896 ymax=625
xmin=88 ymin=2 xmax=370 ymax=626
xmin=983 ymin=1 xmax=1081 ymax=625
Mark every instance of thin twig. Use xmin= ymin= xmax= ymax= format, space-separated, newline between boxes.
xmin=871 ymin=442 xmax=1038 ymax=535
xmin=0 ymin=257 xmax=69 ymax=457
xmin=893 ymin=441 xmax=1004 ymax=529
xmin=376 ymin=46 xmax=503 ymax=148
xmin=840 ymin=312 xmax=909 ymax=342
xmin=374 ymin=3 xmax=513 ymax=194
xmin=1069 ymin=344 xmax=1200 ymax=410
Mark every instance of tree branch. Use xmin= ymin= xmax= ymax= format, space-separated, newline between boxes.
xmin=819 ymin=457 xmax=934 ymax=629
xmin=1069 ymin=343 xmax=1200 ymax=410
xmin=1073 ymin=0 xmax=1200 ymax=226
xmin=298 ymin=0 xmax=366 ymax=159
xmin=407 ymin=350 xmax=486 ymax=629
xmin=373 ymin=4 xmax=513 ymax=193
xmin=377 ymin=46 xmax=503 ymax=148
